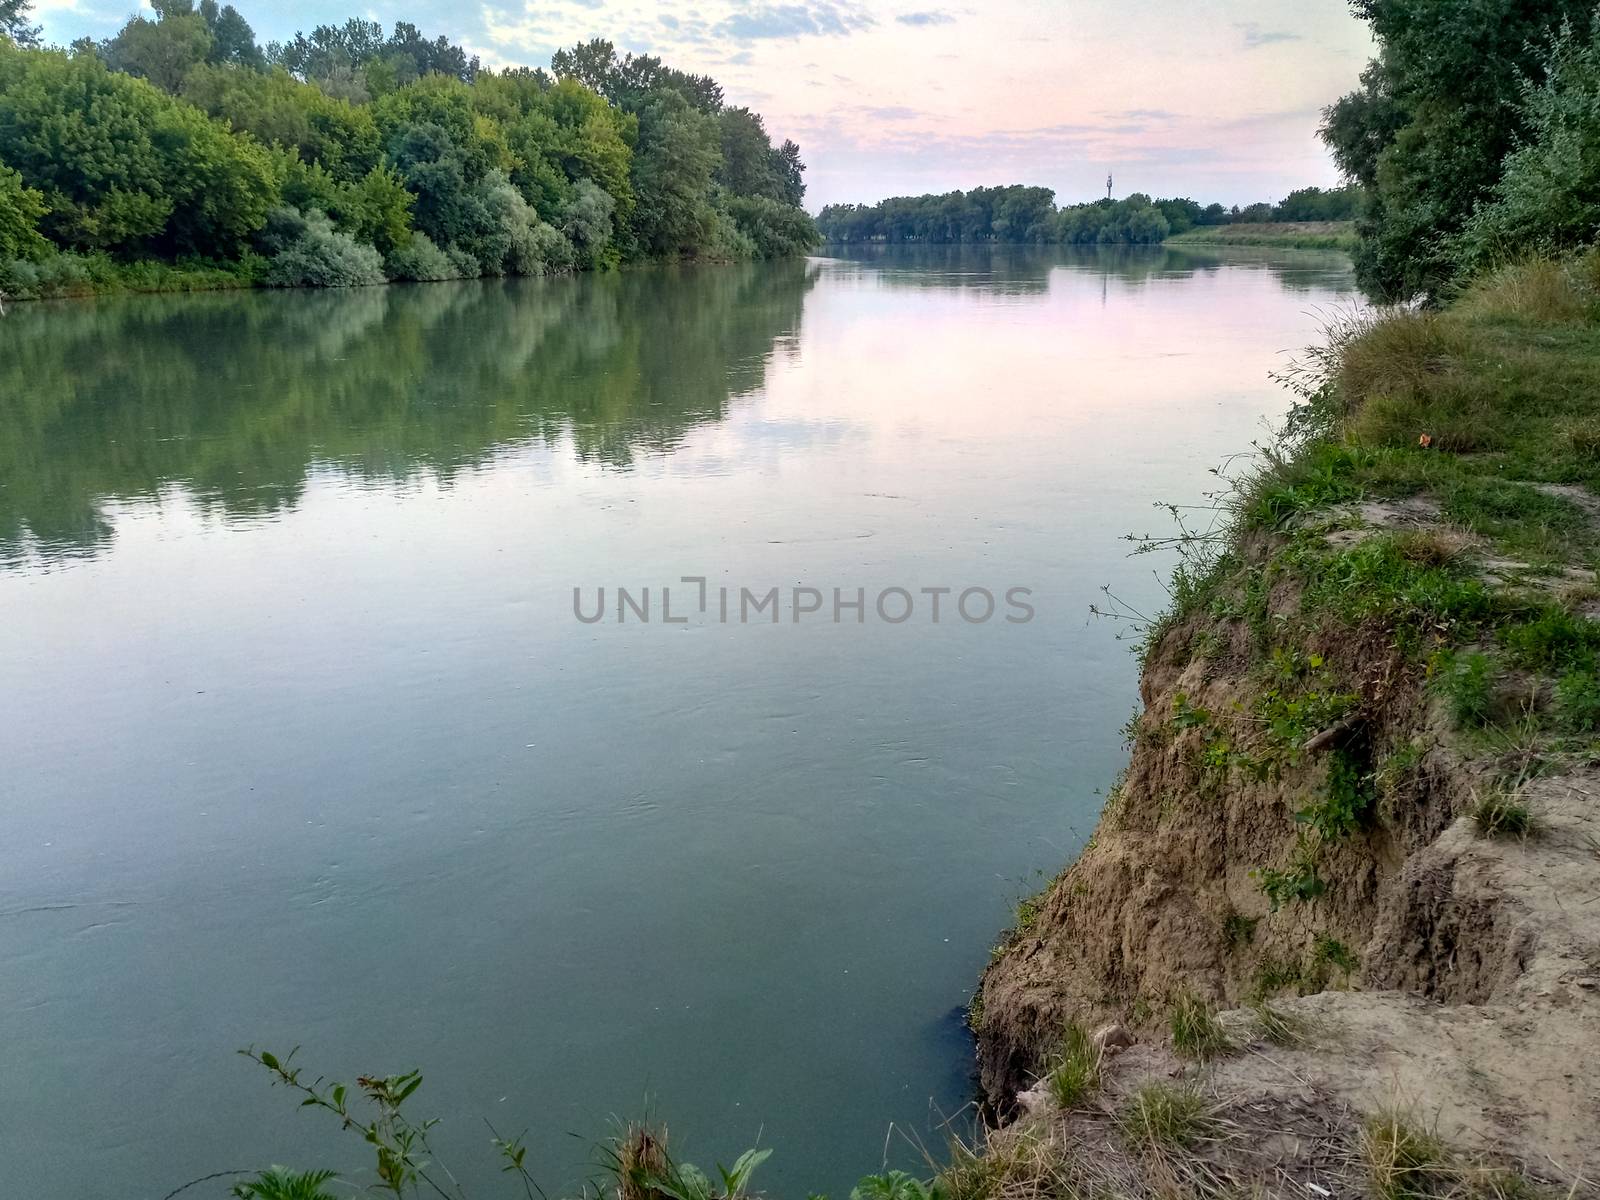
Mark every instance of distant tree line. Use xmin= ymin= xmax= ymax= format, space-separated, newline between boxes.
xmin=1325 ymin=0 xmax=1600 ymax=300
xmin=0 ymin=0 xmax=819 ymax=298
xmin=814 ymin=185 xmax=1357 ymax=245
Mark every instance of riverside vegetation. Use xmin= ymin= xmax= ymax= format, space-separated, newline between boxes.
xmin=0 ymin=0 xmax=818 ymax=301
xmin=41 ymin=0 xmax=1600 ymax=1194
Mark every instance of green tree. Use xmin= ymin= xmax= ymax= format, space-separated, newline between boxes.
xmin=1458 ymin=19 xmax=1600 ymax=269
xmin=1 ymin=0 xmax=39 ymax=48
xmin=0 ymin=159 xmax=48 ymax=258
xmin=1322 ymin=0 xmax=1598 ymax=299
xmin=103 ymin=2 xmax=215 ymax=94
xmin=0 ymin=42 xmax=281 ymax=256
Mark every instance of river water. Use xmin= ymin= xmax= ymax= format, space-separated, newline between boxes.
xmin=0 ymin=245 xmax=1356 ymax=1197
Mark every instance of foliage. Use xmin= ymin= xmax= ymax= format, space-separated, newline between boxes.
xmin=231 ymin=1168 xmax=340 ymax=1200
xmin=263 ymin=207 xmax=385 ymax=286
xmin=0 ymin=5 xmax=816 ymax=301
xmin=1431 ymin=650 xmax=1498 ymax=729
xmin=852 ymin=1170 xmax=945 ymax=1200
xmin=1324 ymin=1 xmax=1599 ymax=299
xmin=817 ymin=186 xmax=1354 ymax=245
xmin=0 ymin=158 xmax=47 ymax=260
xmin=1458 ymin=18 xmax=1600 ymax=272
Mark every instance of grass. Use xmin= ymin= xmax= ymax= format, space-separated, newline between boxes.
xmin=1363 ymin=1110 xmax=1454 ymax=1200
xmin=1251 ymin=999 xmax=1310 ymax=1047
xmin=1166 ymin=221 xmax=1357 ymax=251
xmin=1043 ymin=1021 xmax=1100 ymax=1109
xmin=1169 ymin=991 xmax=1232 ymax=1061
xmin=1116 ymin=1083 xmax=1218 ymax=1151
xmin=1432 ymin=650 xmax=1500 ymax=729
xmin=1471 ymin=790 xmax=1536 ymax=838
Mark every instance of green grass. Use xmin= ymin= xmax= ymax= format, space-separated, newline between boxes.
xmin=1166 ymin=221 xmax=1357 ymax=251
xmin=1169 ymin=991 xmax=1232 ymax=1061
xmin=1432 ymin=650 xmax=1500 ymax=729
xmin=1471 ymin=791 xmax=1536 ymax=838
xmin=1362 ymin=1110 xmax=1454 ymax=1200
xmin=1044 ymin=1021 xmax=1100 ymax=1109
xmin=1116 ymin=1083 xmax=1218 ymax=1151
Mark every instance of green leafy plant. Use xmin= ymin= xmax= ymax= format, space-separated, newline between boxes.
xmin=231 ymin=1168 xmax=340 ymax=1200
xmin=851 ymin=1169 xmax=945 ymax=1200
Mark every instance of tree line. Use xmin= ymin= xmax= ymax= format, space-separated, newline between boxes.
xmin=0 ymin=0 xmax=819 ymax=298
xmin=1325 ymin=0 xmax=1600 ymax=301
xmin=814 ymin=185 xmax=1356 ymax=245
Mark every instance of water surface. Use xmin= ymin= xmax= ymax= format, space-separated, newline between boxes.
xmin=0 ymin=246 xmax=1356 ymax=1197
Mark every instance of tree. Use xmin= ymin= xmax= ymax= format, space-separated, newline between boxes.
xmin=199 ymin=0 xmax=263 ymax=69
xmin=1322 ymin=0 xmax=1598 ymax=299
xmin=103 ymin=3 xmax=215 ymax=93
xmin=1 ymin=0 xmax=39 ymax=48
xmin=1458 ymin=18 xmax=1600 ymax=269
xmin=0 ymin=159 xmax=48 ymax=258
xmin=626 ymin=90 xmax=722 ymax=256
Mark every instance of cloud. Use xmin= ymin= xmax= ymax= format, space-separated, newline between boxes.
xmin=713 ymin=2 xmax=875 ymax=39
xmin=858 ymin=104 xmax=921 ymax=120
xmin=895 ymin=9 xmax=955 ymax=25
xmin=1236 ymin=23 xmax=1301 ymax=48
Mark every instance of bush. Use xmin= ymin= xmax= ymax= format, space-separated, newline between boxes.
xmin=264 ymin=209 xmax=385 ymax=287
xmin=0 ymin=161 xmax=48 ymax=261
xmin=1457 ymin=19 xmax=1600 ymax=272
xmin=727 ymin=194 xmax=821 ymax=259
xmin=384 ymin=232 xmax=464 ymax=282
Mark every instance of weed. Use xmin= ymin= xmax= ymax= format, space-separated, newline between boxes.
xmin=1555 ymin=667 xmax=1600 ymax=733
xmin=851 ymin=1170 xmax=944 ymax=1200
xmin=1221 ymin=908 xmax=1258 ymax=949
xmin=1251 ymin=1000 xmax=1309 ymax=1047
xmin=1471 ymin=791 xmax=1536 ymax=838
xmin=1169 ymin=991 xmax=1232 ymax=1061
xmin=1116 ymin=1083 xmax=1217 ymax=1151
xmin=1296 ymin=747 xmax=1376 ymax=840
xmin=1254 ymin=833 xmax=1327 ymax=909
xmin=1362 ymin=1110 xmax=1453 ymax=1200
xmin=1044 ymin=1021 xmax=1100 ymax=1109
xmin=1314 ymin=935 xmax=1360 ymax=975
xmin=231 ymin=1170 xmax=340 ymax=1200
xmin=1431 ymin=650 xmax=1500 ymax=729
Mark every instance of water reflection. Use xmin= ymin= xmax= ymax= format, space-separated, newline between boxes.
xmin=820 ymin=242 xmax=1354 ymax=293
xmin=0 ymin=260 xmax=817 ymax=565
xmin=0 ymin=245 xmax=1351 ymax=568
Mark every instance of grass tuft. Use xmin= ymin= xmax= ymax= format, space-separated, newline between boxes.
xmin=1169 ymin=991 xmax=1232 ymax=1061
xmin=1471 ymin=791 xmax=1536 ymax=839
xmin=1043 ymin=1021 xmax=1100 ymax=1109
xmin=1362 ymin=1110 xmax=1453 ymax=1200
xmin=1116 ymin=1083 xmax=1218 ymax=1151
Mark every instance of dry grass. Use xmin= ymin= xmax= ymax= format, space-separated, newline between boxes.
xmin=1456 ymin=258 xmax=1594 ymax=325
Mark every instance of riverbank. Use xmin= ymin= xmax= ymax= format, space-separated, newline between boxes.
xmin=1167 ymin=221 xmax=1357 ymax=250
xmin=966 ymin=252 xmax=1600 ymax=1196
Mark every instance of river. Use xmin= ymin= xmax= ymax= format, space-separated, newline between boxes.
xmin=0 ymin=245 xmax=1356 ymax=1197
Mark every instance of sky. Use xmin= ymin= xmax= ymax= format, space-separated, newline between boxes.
xmin=32 ymin=0 xmax=1376 ymax=211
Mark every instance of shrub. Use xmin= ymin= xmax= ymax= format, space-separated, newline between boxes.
xmin=384 ymin=232 xmax=464 ymax=282
xmin=264 ymin=209 xmax=385 ymax=288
